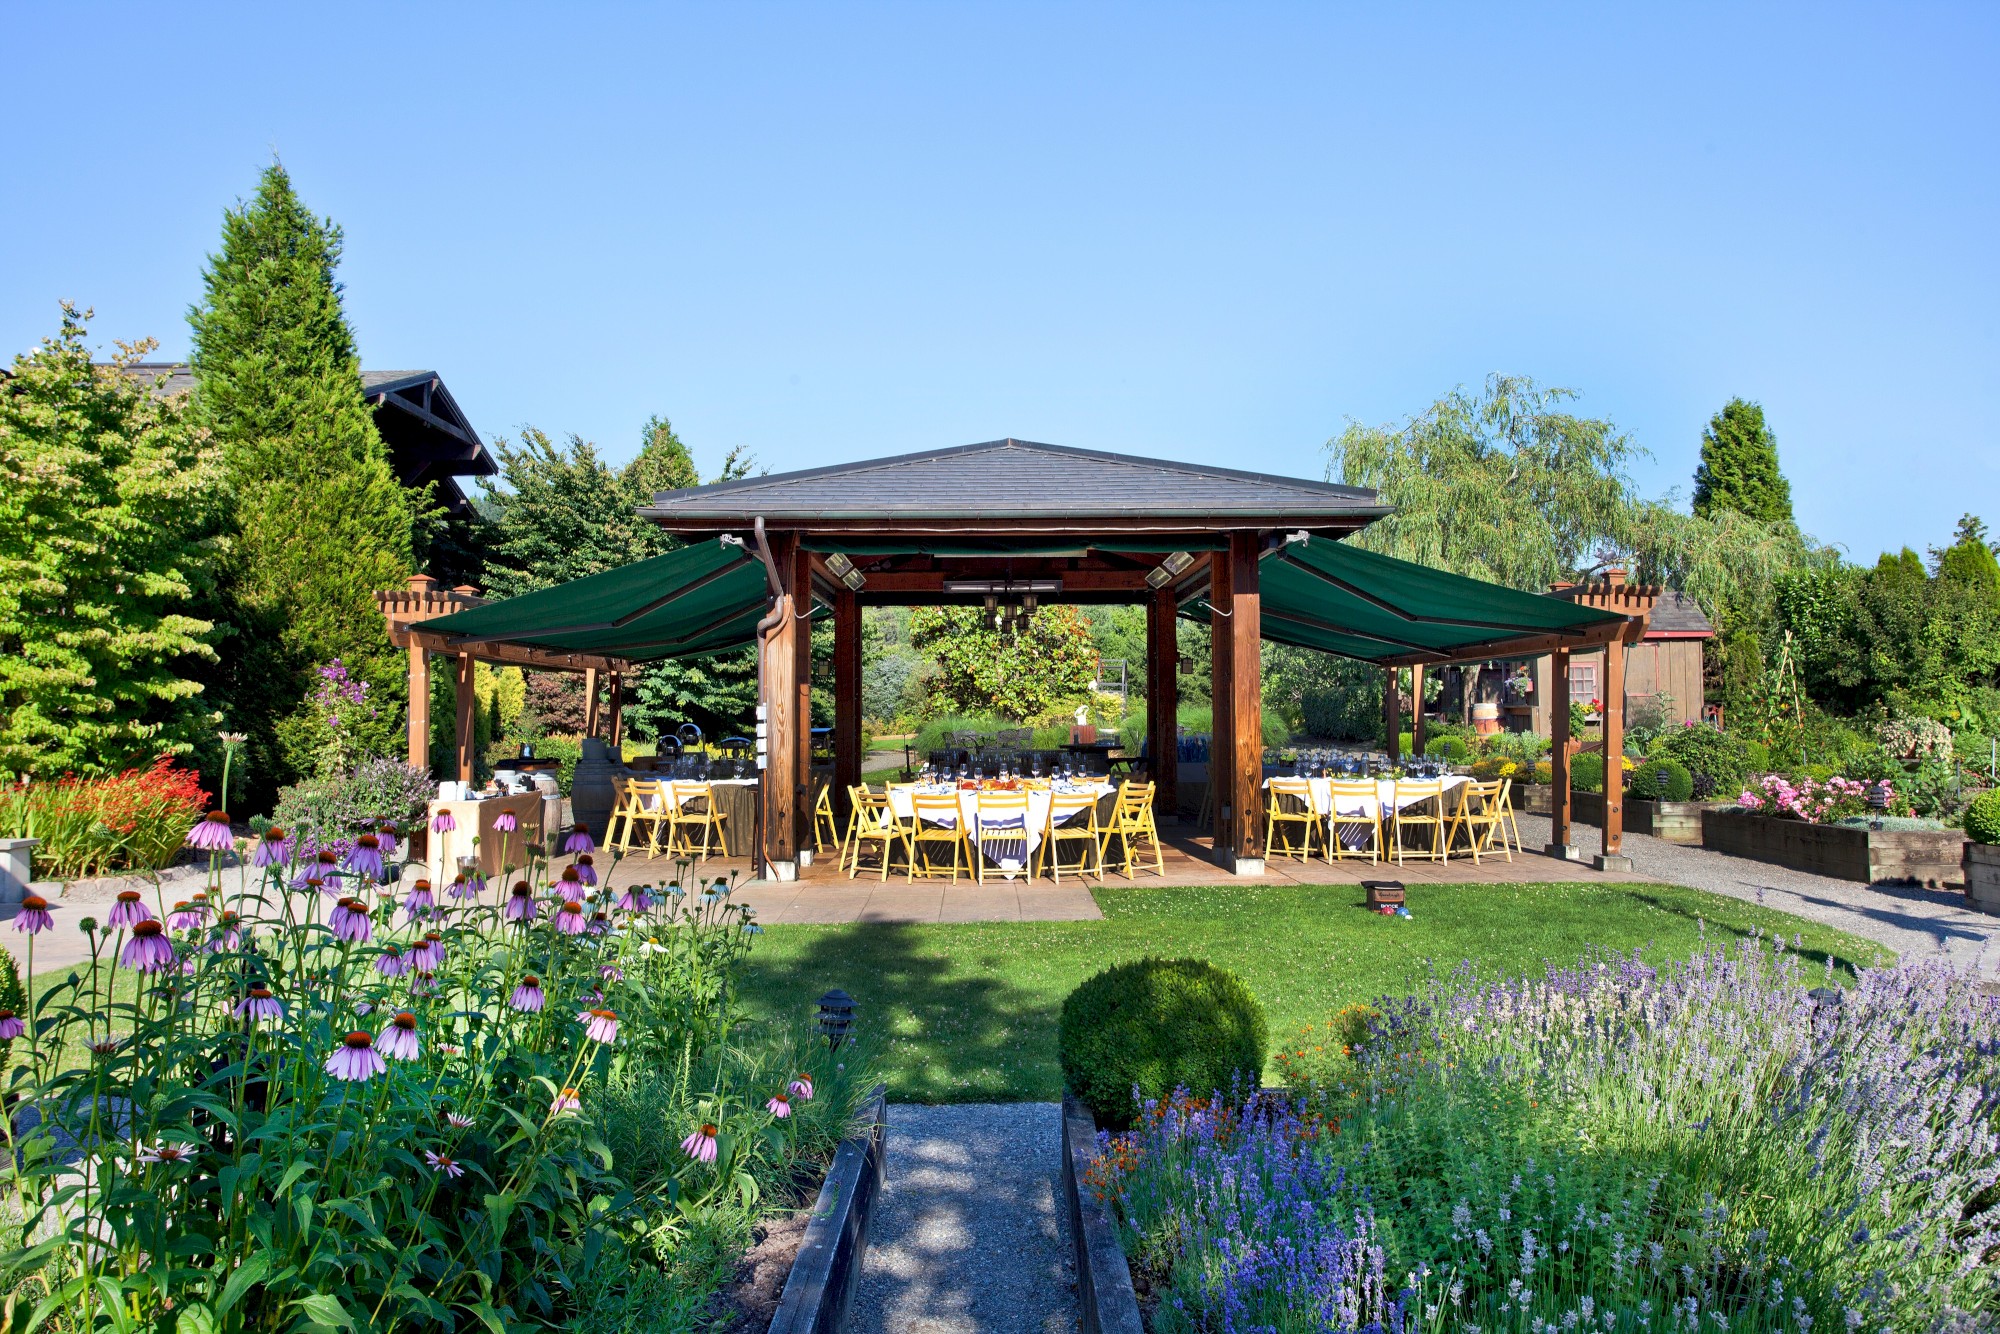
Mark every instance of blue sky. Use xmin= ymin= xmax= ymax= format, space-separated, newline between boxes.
xmin=5 ymin=4 xmax=1994 ymax=560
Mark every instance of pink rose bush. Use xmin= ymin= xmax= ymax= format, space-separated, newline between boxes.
xmin=1736 ymin=772 xmax=1872 ymax=823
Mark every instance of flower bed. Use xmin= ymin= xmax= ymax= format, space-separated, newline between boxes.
xmin=1092 ymin=943 xmax=2000 ymax=1332
xmin=1702 ymin=808 xmax=1964 ymax=885
xmin=0 ymin=759 xmax=208 ymax=880
xmin=0 ymin=808 xmax=869 ymax=1327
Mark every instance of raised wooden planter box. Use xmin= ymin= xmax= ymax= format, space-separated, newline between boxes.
xmin=1701 ymin=810 xmax=1966 ymax=887
xmin=1060 ymin=1094 xmax=1145 ymax=1334
xmin=1965 ymin=843 xmax=2000 ymax=916
xmin=768 ymin=1082 xmax=890 ymax=1334
xmin=1512 ymin=785 xmax=1711 ymax=843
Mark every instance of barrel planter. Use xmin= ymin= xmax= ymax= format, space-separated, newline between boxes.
xmin=568 ymin=738 xmax=619 ymax=842
xmin=1701 ymin=810 xmax=1965 ymax=887
xmin=1965 ymin=843 xmax=2000 ymax=916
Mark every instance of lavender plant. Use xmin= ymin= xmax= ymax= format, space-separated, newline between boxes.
xmin=0 ymin=809 xmax=859 ymax=1330
xmin=1103 ymin=941 xmax=2000 ymax=1332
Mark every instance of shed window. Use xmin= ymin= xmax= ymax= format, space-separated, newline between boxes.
xmin=1568 ymin=662 xmax=1598 ymax=703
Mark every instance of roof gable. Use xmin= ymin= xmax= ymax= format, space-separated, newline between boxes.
xmin=639 ymin=438 xmax=1386 ymax=530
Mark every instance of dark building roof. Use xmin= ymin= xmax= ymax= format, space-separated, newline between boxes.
xmin=115 ymin=363 xmax=496 ymax=516
xmin=638 ymin=438 xmax=1388 ymax=535
xmin=1642 ymin=590 xmax=1715 ymax=638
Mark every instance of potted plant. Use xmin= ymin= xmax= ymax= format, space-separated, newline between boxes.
xmin=1965 ymin=791 xmax=2000 ymax=915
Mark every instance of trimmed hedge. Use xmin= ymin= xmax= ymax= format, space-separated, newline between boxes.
xmin=1570 ymin=752 xmax=1606 ymax=793
xmin=1968 ymin=791 xmax=2000 ymax=845
xmin=1629 ymin=759 xmax=1694 ymax=802
xmin=1058 ymin=957 xmax=1268 ymax=1130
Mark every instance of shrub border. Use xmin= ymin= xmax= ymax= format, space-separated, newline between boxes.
xmin=1059 ymin=1092 xmax=1145 ymax=1334
xmin=768 ymin=1081 xmax=890 ymax=1334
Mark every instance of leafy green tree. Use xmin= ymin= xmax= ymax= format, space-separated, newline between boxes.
xmin=907 ymin=604 xmax=1097 ymax=719
xmin=189 ymin=163 xmax=418 ymax=795
xmin=1692 ymin=398 xmax=1792 ymax=526
xmin=0 ymin=308 xmax=225 ymax=776
xmin=480 ymin=421 xmax=759 ymax=740
xmin=1935 ymin=514 xmax=2000 ymax=607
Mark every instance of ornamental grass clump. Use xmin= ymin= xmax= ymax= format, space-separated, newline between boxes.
xmin=1098 ymin=940 xmax=2000 ymax=1332
xmin=0 ymin=799 xmax=861 ymax=1329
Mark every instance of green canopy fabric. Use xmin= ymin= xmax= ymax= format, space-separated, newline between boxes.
xmin=1180 ymin=537 xmax=1627 ymax=664
xmin=801 ymin=536 xmax=1228 ymax=558
xmin=418 ymin=539 xmax=779 ymax=663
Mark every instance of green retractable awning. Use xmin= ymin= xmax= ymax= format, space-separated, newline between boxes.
xmin=800 ymin=536 xmax=1229 ymax=558
xmin=1180 ymin=537 xmax=1628 ymax=665
xmin=417 ymin=539 xmax=783 ymax=662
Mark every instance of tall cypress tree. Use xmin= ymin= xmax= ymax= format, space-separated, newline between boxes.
xmin=190 ymin=163 xmax=416 ymax=796
xmin=1692 ymin=398 xmax=1793 ymax=525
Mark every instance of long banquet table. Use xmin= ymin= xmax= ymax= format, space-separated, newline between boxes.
xmin=885 ymin=782 xmax=1117 ymax=876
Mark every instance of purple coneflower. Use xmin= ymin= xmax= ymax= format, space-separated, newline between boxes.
xmin=588 ymin=911 xmax=611 ymax=936
xmin=493 ymin=810 xmax=518 ymax=834
xmin=432 ymin=809 xmax=456 ymax=834
xmin=375 ymin=944 xmax=411 ymax=978
xmin=345 ymin=834 xmax=385 ymax=881
xmin=423 ymin=1149 xmax=464 ymax=1179
xmin=766 ymin=1092 xmax=792 ymax=1119
xmin=137 ymin=1141 xmax=201 ymax=1165
xmin=448 ymin=873 xmax=482 ymax=901
xmin=236 ymin=986 xmax=284 ymax=1022
xmin=325 ymin=1031 xmax=386 ymax=1083
xmin=411 ymin=932 xmax=445 ymax=971
xmin=186 ymin=811 xmax=234 ymax=853
xmin=504 ymin=882 xmax=537 ymax=924
xmin=579 ymin=1008 xmax=619 ymax=1044
xmin=209 ymin=910 xmax=242 ymax=953
xmin=509 ymin=975 xmax=545 ymax=1012
xmin=253 ymin=826 xmax=292 ymax=867
xmin=13 ymin=894 xmax=52 ymax=935
xmin=381 ymin=1011 xmax=422 ymax=1061
xmin=107 ymin=890 xmax=153 ymax=930
xmin=615 ymin=885 xmax=654 ymax=914
xmin=788 ymin=1073 xmax=814 ymax=1102
xmin=549 ymin=1086 xmax=581 ymax=1116
xmin=121 ymin=920 xmax=176 ymax=973
xmin=404 ymin=879 xmax=435 ymax=921
xmin=563 ymin=823 xmax=595 ymax=855
xmin=0 ymin=1010 xmax=24 ymax=1041
xmin=328 ymin=897 xmax=372 ymax=944
xmin=557 ymin=866 xmax=584 ymax=895
xmin=169 ymin=900 xmax=206 ymax=931
xmin=599 ymin=963 xmax=624 ymax=983
xmin=444 ymin=1111 xmax=475 ymax=1129
xmin=375 ymin=824 xmax=399 ymax=859
xmin=89 ymin=1036 xmax=123 ymax=1059
xmin=681 ymin=1124 xmax=719 ymax=1163
xmin=409 ymin=970 xmax=440 ymax=997
xmin=555 ymin=901 xmax=587 ymax=936
xmin=573 ymin=854 xmax=598 ymax=887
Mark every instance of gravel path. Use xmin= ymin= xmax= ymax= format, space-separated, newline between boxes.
xmin=852 ymin=1103 xmax=1077 ymax=1334
xmin=1518 ymin=814 xmax=1997 ymax=975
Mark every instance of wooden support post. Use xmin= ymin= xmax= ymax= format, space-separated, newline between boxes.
xmin=1209 ymin=572 xmax=1235 ymax=849
xmin=1547 ymin=648 xmax=1577 ymax=859
xmin=606 ymin=672 xmax=624 ymax=749
xmin=1596 ymin=633 xmax=1632 ymax=871
xmin=582 ymin=666 xmax=600 ymax=739
xmin=1411 ymin=663 xmax=1427 ymax=758
xmin=1214 ymin=532 xmax=1263 ymax=872
xmin=1383 ymin=667 xmax=1401 ymax=763
xmin=834 ymin=588 xmax=862 ymax=823
xmin=1147 ymin=588 xmax=1179 ymax=819
xmin=791 ymin=542 xmax=816 ymax=861
xmin=408 ymin=645 xmax=431 ymax=772
xmin=453 ymin=653 xmax=476 ymax=786
xmin=761 ymin=533 xmax=804 ymax=877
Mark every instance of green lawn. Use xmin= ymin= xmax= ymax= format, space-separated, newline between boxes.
xmin=736 ymin=880 xmax=1891 ymax=1103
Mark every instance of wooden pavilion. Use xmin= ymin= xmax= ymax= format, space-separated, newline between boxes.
xmin=401 ymin=439 xmax=1651 ymax=878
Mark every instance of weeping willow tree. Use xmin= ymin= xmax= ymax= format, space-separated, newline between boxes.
xmin=1323 ymin=374 xmax=1831 ymax=722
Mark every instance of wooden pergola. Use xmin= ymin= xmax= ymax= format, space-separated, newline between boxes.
xmin=375 ymin=575 xmax=635 ymax=782
xmin=393 ymin=438 xmax=1649 ymax=879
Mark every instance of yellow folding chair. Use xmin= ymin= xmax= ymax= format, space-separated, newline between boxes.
xmin=1034 ymin=790 xmax=1105 ymax=883
xmin=844 ymin=785 xmax=907 ymax=881
xmin=1101 ymin=780 xmax=1165 ymax=879
xmin=1390 ymin=779 xmax=1448 ymax=864
xmin=1263 ymin=777 xmax=1323 ymax=862
xmin=908 ymin=791 xmax=973 ymax=883
xmin=813 ymin=780 xmax=842 ymax=853
xmin=666 ymin=782 xmax=731 ymax=860
xmin=973 ymin=791 xmax=1032 ymax=883
xmin=1325 ymin=779 xmax=1384 ymax=865
xmin=1452 ymin=778 xmax=1512 ymax=864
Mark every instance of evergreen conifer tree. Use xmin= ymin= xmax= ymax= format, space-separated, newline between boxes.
xmin=189 ymin=164 xmax=417 ymax=793
xmin=0 ymin=307 xmax=225 ymax=775
xmin=1692 ymin=398 xmax=1793 ymax=525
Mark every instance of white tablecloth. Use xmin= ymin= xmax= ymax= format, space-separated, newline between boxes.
xmin=632 ymin=777 xmax=760 ymax=811
xmin=886 ymin=783 xmax=1115 ymax=874
xmin=1262 ymin=774 xmax=1471 ymax=820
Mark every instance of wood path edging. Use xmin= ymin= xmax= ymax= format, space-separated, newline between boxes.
xmin=768 ymin=1082 xmax=890 ymax=1334
xmin=1059 ymin=1093 xmax=1145 ymax=1334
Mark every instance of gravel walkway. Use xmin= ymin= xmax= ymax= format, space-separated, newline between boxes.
xmin=851 ymin=1103 xmax=1077 ymax=1334
xmin=1518 ymin=814 xmax=1997 ymax=975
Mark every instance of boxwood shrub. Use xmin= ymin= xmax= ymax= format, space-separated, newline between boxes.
xmin=1968 ymin=790 xmax=2000 ymax=845
xmin=1570 ymin=752 xmax=1606 ymax=793
xmin=1058 ymin=957 xmax=1268 ymax=1129
xmin=1628 ymin=758 xmax=1694 ymax=802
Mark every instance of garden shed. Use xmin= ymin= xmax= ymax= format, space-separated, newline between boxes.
xmin=1510 ymin=586 xmax=1715 ymax=736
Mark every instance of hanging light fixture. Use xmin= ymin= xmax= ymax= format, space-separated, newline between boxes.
xmin=1144 ymin=551 xmax=1196 ymax=590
